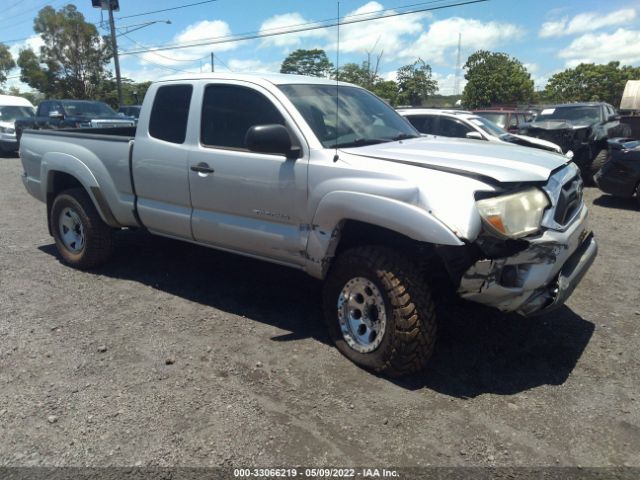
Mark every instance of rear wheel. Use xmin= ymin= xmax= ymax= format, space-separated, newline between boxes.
xmin=322 ymin=246 xmax=437 ymax=377
xmin=50 ymin=188 xmax=114 ymax=269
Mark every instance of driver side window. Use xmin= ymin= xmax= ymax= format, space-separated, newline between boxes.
xmin=201 ymin=84 xmax=286 ymax=150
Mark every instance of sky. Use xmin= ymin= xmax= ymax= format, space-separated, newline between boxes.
xmin=1 ymin=0 xmax=639 ymax=95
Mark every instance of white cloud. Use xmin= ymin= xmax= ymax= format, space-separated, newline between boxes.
xmin=539 ymin=8 xmax=636 ymax=38
xmin=432 ymin=72 xmax=466 ymax=96
xmin=258 ymin=12 xmax=328 ymax=48
xmin=226 ymin=58 xmax=281 ymax=73
xmin=325 ymin=1 xmax=427 ymax=56
xmin=2 ymin=36 xmax=45 ymax=92
xmin=8 ymin=35 xmax=44 ymax=59
xmin=408 ymin=17 xmax=522 ymax=66
xmin=559 ymin=28 xmax=640 ymax=66
xmin=138 ymin=20 xmax=237 ymax=67
xmin=539 ymin=19 xmax=567 ymax=38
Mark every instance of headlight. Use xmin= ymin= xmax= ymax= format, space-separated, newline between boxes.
xmin=476 ymin=187 xmax=549 ymax=239
xmin=0 ymin=126 xmax=15 ymax=134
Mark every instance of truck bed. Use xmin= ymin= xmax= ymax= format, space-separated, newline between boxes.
xmin=20 ymin=127 xmax=138 ymax=228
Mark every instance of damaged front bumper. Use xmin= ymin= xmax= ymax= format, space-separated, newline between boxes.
xmin=458 ymin=206 xmax=597 ymax=316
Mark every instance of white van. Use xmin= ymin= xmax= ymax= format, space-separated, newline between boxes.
xmin=0 ymin=95 xmax=35 ymax=154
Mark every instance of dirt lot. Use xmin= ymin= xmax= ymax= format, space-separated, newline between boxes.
xmin=0 ymin=154 xmax=639 ymax=468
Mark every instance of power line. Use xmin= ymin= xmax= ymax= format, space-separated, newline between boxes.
xmin=120 ymin=0 xmax=488 ymax=56
xmin=117 ymin=0 xmax=221 ymax=21
xmin=120 ymin=0 xmax=449 ymax=53
xmin=0 ymin=0 xmax=65 ymax=30
xmin=121 ymin=34 xmax=208 ymax=63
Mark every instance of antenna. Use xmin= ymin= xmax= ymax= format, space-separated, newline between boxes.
xmin=333 ymin=1 xmax=340 ymax=162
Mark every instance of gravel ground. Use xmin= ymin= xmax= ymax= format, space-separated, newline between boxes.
xmin=0 ymin=154 xmax=639 ymax=468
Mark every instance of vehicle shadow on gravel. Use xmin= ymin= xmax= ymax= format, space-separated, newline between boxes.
xmin=40 ymin=231 xmax=595 ymax=397
xmin=592 ymin=194 xmax=638 ymax=211
xmin=396 ymin=302 xmax=595 ymax=398
xmin=39 ymin=230 xmax=330 ymax=345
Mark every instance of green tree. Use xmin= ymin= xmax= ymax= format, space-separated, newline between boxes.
xmin=18 ymin=4 xmax=112 ymax=99
xmin=280 ymin=49 xmax=334 ymax=78
xmin=371 ymin=80 xmax=398 ymax=105
xmin=0 ymin=43 xmax=16 ymax=86
xmin=544 ymin=62 xmax=640 ymax=107
xmin=396 ymin=59 xmax=438 ymax=106
xmin=462 ymin=50 xmax=534 ymax=109
xmin=96 ymin=76 xmax=152 ymax=108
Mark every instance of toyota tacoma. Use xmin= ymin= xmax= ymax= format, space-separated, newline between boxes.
xmin=19 ymin=73 xmax=597 ymax=376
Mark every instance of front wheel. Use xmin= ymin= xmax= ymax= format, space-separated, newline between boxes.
xmin=322 ymin=246 xmax=437 ymax=377
xmin=591 ymin=149 xmax=609 ymax=179
xmin=50 ymin=188 xmax=114 ymax=269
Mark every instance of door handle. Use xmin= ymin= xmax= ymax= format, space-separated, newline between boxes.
xmin=190 ymin=162 xmax=214 ymax=174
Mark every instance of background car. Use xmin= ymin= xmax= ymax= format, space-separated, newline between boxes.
xmin=0 ymin=94 xmax=35 ymax=154
xmin=519 ymin=102 xmax=631 ymax=180
xmin=473 ymin=108 xmax=536 ymax=133
xmin=594 ymin=138 xmax=640 ymax=208
xmin=15 ymin=99 xmax=136 ymax=146
xmin=398 ymin=108 xmax=565 ymax=155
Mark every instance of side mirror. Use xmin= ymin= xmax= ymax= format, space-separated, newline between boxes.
xmin=465 ymin=131 xmax=484 ymax=140
xmin=49 ymin=110 xmax=63 ymax=119
xmin=245 ymin=124 xmax=300 ymax=157
xmin=608 ymin=114 xmax=621 ymax=122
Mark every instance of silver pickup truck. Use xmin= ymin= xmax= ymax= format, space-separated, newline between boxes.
xmin=20 ymin=73 xmax=597 ymax=376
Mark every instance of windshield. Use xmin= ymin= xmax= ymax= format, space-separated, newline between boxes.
xmin=61 ymin=101 xmax=117 ymax=117
xmin=0 ymin=105 xmax=35 ymax=122
xmin=476 ymin=112 xmax=507 ymax=129
xmin=535 ymin=106 xmax=600 ymax=124
xmin=278 ymin=84 xmax=418 ymax=148
xmin=468 ymin=116 xmax=506 ymax=137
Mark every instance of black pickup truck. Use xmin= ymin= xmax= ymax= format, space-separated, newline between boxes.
xmin=15 ymin=99 xmax=135 ymax=145
xmin=519 ymin=102 xmax=631 ymax=180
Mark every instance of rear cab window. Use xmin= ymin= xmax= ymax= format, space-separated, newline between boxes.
xmin=149 ymin=84 xmax=193 ymax=144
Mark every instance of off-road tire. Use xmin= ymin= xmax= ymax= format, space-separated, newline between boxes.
xmin=591 ymin=149 xmax=609 ymax=178
xmin=322 ymin=246 xmax=437 ymax=377
xmin=50 ymin=188 xmax=114 ymax=269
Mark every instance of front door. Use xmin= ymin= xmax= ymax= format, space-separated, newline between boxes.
xmin=187 ymin=82 xmax=309 ymax=265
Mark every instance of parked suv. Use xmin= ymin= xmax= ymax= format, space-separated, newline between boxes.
xmin=19 ymin=73 xmax=597 ymax=376
xmin=0 ymin=94 xmax=35 ymax=154
xmin=398 ymin=108 xmax=564 ymax=154
xmin=519 ymin=102 xmax=632 ymax=179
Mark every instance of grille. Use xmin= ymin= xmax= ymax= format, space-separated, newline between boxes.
xmin=553 ymin=175 xmax=583 ymax=226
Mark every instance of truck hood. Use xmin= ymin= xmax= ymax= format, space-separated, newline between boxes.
xmin=342 ymin=136 xmax=568 ymax=183
xmin=528 ymin=120 xmax=591 ymax=131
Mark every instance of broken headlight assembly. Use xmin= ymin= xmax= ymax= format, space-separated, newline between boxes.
xmin=475 ymin=187 xmax=550 ymax=239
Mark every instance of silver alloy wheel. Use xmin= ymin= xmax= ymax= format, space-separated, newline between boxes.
xmin=337 ymin=277 xmax=387 ymax=353
xmin=59 ymin=207 xmax=85 ymax=253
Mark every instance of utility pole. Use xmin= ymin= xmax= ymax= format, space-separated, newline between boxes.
xmin=107 ymin=0 xmax=123 ymax=107
xmin=211 ymin=52 xmax=214 ymax=72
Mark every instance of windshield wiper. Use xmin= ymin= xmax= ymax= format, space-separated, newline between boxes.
xmin=390 ymin=133 xmax=419 ymax=141
xmin=332 ymin=138 xmax=389 ymax=148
